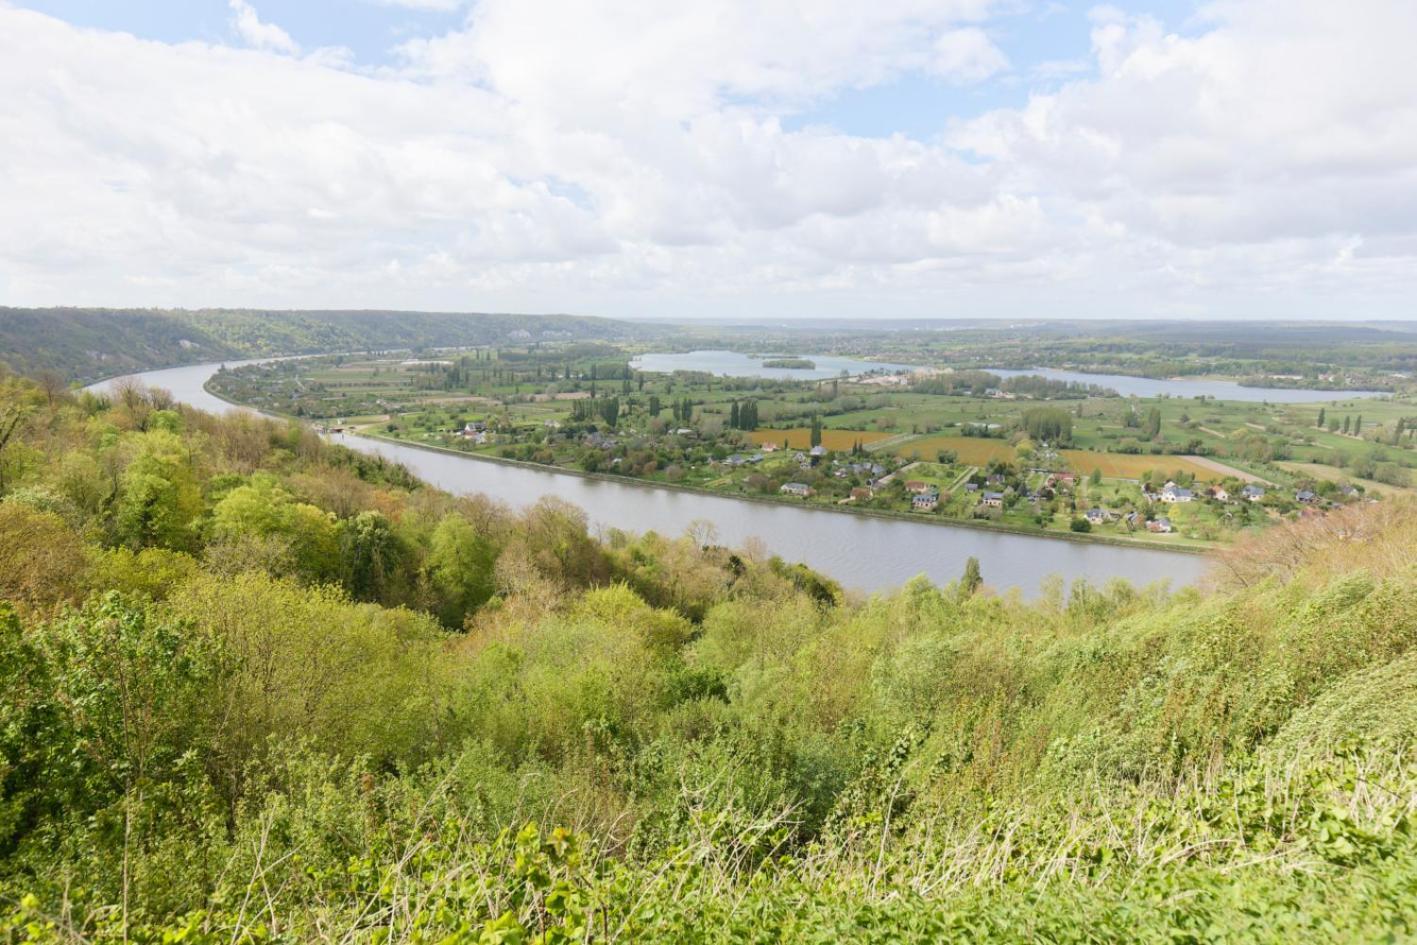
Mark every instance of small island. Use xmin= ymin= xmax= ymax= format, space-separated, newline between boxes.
xmin=762 ymin=357 xmax=816 ymax=369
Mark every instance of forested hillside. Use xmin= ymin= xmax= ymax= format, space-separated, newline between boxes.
xmin=0 ymin=308 xmax=653 ymax=383
xmin=2 ymin=363 xmax=1417 ymax=943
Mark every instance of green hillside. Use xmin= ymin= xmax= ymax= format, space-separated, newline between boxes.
xmin=0 ymin=308 xmax=654 ymax=384
xmin=2 ymin=366 xmax=1416 ymax=942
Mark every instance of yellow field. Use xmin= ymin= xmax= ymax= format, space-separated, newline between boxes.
xmin=892 ymin=435 xmax=1017 ymax=465
xmin=1060 ymin=451 xmax=1225 ymax=481
xmin=749 ymin=428 xmax=894 ymax=451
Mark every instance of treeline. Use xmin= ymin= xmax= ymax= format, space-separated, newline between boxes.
xmin=911 ymin=371 xmax=1115 ymax=399
xmin=0 ymin=307 xmax=658 ymax=384
xmin=3 ymin=365 xmax=1417 ymax=940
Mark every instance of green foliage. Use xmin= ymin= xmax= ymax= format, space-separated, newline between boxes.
xmin=1021 ymin=406 xmax=1074 ymax=445
xmin=4 ymin=369 xmax=1417 ymax=940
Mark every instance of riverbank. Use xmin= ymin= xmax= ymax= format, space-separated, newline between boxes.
xmin=355 ymin=429 xmax=1213 ymax=556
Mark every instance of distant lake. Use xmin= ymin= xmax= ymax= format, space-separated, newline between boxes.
xmin=631 ymin=350 xmax=912 ymax=380
xmin=989 ymin=368 xmax=1385 ymax=404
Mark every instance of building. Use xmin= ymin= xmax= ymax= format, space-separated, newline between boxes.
xmin=780 ymin=482 xmax=813 ymax=497
xmin=1296 ymin=489 xmax=1319 ymax=504
xmin=1160 ymin=483 xmax=1194 ymax=503
xmin=1147 ymin=517 xmax=1174 ymax=534
xmin=809 ymin=445 xmax=828 ymax=458
xmin=1085 ymin=507 xmax=1112 ymax=526
xmin=1209 ymin=486 xmax=1230 ymax=502
xmin=1242 ymin=484 xmax=1266 ymax=502
xmin=981 ymin=491 xmax=1005 ymax=508
xmin=911 ymin=491 xmax=939 ymax=511
xmin=850 ymin=486 xmax=874 ymax=501
xmin=903 ymin=480 xmax=932 ymax=494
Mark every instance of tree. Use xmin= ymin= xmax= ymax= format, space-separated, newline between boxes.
xmin=340 ymin=511 xmax=402 ymax=603
xmin=1355 ymin=415 xmax=1363 ymax=436
xmin=810 ymin=415 xmax=823 ymax=448
xmin=113 ymin=433 xmax=203 ymax=551
xmin=1316 ymin=407 xmax=1326 ymax=428
xmin=1022 ymin=407 xmax=1073 ymax=445
xmin=211 ymin=475 xmax=340 ymax=581
xmin=1343 ymin=416 xmax=1351 ymax=434
xmin=960 ymin=557 xmax=982 ymax=595
xmin=426 ymin=514 xmax=498 ymax=628
xmin=1090 ymin=468 xmax=1103 ymax=485
xmin=600 ymin=397 xmax=620 ymax=427
xmin=0 ymin=504 xmax=89 ymax=617
xmin=1144 ymin=407 xmax=1163 ymax=440
xmin=730 ymin=401 xmax=740 ymax=430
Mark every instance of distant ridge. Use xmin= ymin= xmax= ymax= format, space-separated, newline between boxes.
xmin=0 ymin=307 xmax=658 ymax=383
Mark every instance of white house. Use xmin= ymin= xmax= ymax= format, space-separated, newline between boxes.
xmin=1160 ymin=483 xmax=1194 ymax=503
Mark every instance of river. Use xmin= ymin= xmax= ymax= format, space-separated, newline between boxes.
xmin=87 ymin=361 xmax=1212 ymax=596
xmin=988 ymin=367 xmax=1384 ymax=403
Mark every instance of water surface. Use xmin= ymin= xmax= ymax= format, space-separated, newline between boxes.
xmin=989 ymin=367 xmax=1383 ymax=403
xmin=630 ymin=350 xmax=913 ymax=381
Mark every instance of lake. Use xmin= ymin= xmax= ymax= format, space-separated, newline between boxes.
xmin=88 ymin=361 xmax=1212 ymax=597
xmin=630 ymin=350 xmax=913 ymax=380
xmin=989 ymin=367 xmax=1384 ymax=403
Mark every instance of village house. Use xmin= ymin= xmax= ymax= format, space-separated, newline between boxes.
xmin=1296 ymin=489 xmax=1319 ymax=504
xmin=1147 ymin=517 xmax=1174 ymax=534
xmin=1160 ymin=482 xmax=1194 ymax=503
xmin=1085 ymin=507 xmax=1112 ymax=526
xmin=584 ymin=431 xmax=617 ymax=450
xmin=780 ymin=482 xmax=813 ymax=497
xmin=903 ymin=480 xmax=933 ymax=494
xmin=850 ymin=486 xmax=874 ymax=501
xmin=981 ymin=491 xmax=1005 ymax=508
xmin=1209 ymin=485 xmax=1230 ymax=502
xmin=809 ymin=445 xmax=828 ymax=458
xmin=1242 ymin=484 xmax=1266 ymax=502
xmin=911 ymin=491 xmax=939 ymax=511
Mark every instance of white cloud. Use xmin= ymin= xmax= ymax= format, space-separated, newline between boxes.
xmin=931 ymin=28 xmax=1009 ymax=83
xmin=0 ymin=0 xmax=1415 ymax=319
xmin=227 ymin=0 xmax=299 ymax=55
xmin=367 ymin=0 xmax=466 ymax=9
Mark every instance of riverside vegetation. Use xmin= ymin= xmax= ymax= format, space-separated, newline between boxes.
xmin=3 ymin=366 xmax=1417 ymax=942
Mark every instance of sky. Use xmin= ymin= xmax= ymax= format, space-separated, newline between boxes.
xmin=1 ymin=0 xmax=1415 ymax=321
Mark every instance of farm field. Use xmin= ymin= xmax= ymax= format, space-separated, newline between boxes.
xmin=891 ymin=435 xmax=1016 ymax=465
xmin=1058 ymin=450 xmax=1235 ymax=481
xmin=748 ymin=428 xmax=893 ymax=450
